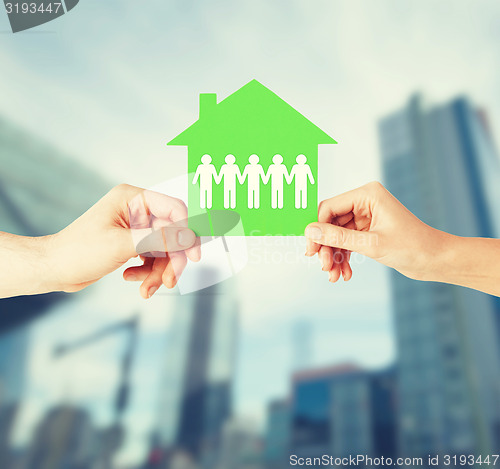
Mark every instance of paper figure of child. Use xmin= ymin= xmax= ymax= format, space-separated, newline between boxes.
xmin=239 ymin=154 xmax=269 ymax=209
xmin=266 ymin=154 xmax=290 ymax=209
xmin=288 ymin=154 xmax=315 ymax=209
xmin=218 ymin=154 xmax=243 ymax=209
xmin=192 ymin=154 xmax=220 ymax=209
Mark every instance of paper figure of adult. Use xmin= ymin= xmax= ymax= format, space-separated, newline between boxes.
xmin=239 ymin=154 xmax=269 ymax=209
xmin=288 ymin=154 xmax=315 ymax=209
xmin=169 ymin=80 xmax=336 ymax=235
xmin=218 ymin=154 xmax=243 ymax=209
xmin=266 ymin=154 xmax=290 ymax=209
xmin=192 ymin=154 xmax=220 ymax=209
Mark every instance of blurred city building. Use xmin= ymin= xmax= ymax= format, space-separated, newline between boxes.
xmin=288 ymin=364 xmax=396 ymax=460
xmin=0 ymin=328 xmax=29 ymax=404
xmin=290 ymin=320 xmax=313 ymax=373
xmin=263 ymin=399 xmax=290 ymax=469
xmin=24 ymin=405 xmax=96 ymax=469
xmin=151 ymin=272 xmax=239 ymax=469
xmin=0 ymin=116 xmax=111 ymax=467
xmin=0 ymin=115 xmax=111 ymax=329
xmin=379 ymin=95 xmax=500 ymax=457
xmin=0 ymin=328 xmax=29 ymax=468
xmin=218 ymin=418 xmax=263 ymax=469
xmin=50 ymin=316 xmax=139 ymax=469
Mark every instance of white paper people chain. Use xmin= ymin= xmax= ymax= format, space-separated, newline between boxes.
xmin=192 ymin=153 xmax=315 ymax=210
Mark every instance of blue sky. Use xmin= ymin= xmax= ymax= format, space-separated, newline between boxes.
xmin=2 ymin=0 xmax=500 ymax=464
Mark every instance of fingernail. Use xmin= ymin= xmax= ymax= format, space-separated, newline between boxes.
xmin=305 ymin=226 xmax=322 ymax=240
xmin=127 ymin=274 xmax=137 ymax=281
xmin=148 ymin=286 xmax=158 ymax=298
xmin=178 ymin=229 xmax=194 ymax=247
xmin=320 ymin=253 xmax=326 ymax=271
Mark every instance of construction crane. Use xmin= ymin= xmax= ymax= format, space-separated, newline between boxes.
xmin=53 ymin=315 xmax=139 ymax=468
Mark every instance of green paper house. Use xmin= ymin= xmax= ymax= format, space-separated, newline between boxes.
xmin=168 ymin=79 xmax=336 ymax=236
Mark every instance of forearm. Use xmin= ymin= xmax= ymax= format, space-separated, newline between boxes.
xmin=0 ymin=232 xmax=58 ymax=298
xmin=434 ymin=235 xmax=500 ymax=296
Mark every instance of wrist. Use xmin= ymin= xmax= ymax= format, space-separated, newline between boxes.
xmin=425 ymin=231 xmax=463 ymax=284
xmin=33 ymin=235 xmax=63 ymax=293
xmin=4 ymin=234 xmax=61 ymax=297
xmin=36 ymin=232 xmax=77 ymax=293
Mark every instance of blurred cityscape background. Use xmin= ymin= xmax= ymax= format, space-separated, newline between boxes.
xmin=1 ymin=1 xmax=500 ymax=468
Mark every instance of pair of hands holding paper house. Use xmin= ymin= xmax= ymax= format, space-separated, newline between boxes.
xmin=1 ymin=182 xmax=499 ymax=300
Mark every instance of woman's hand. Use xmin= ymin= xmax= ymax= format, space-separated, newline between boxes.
xmin=305 ymin=182 xmax=450 ymax=283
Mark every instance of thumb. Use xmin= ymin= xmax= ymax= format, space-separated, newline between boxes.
xmin=134 ymin=226 xmax=196 ymax=256
xmin=305 ymin=223 xmax=378 ymax=256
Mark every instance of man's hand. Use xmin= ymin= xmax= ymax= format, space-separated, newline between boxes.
xmin=304 ymin=182 xmax=449 ymax=283
xmin=45 ymin=184 xmax=200 ymax=298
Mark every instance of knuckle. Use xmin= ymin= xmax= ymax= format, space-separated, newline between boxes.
xmin=173 ymin=197 xmax=187 ymax=210
xmin=328 ymin=226 xmax=346 ymax=247
xmin=337 ymin=228 xmax=348 ymax=247
xmin=112 ymin=183 xmax=131 ymax=194
xmin=366 ymin=181 xmax=384 ymax=193
xmin=318 ymin=199 xmax=330 ymax=218
xmin=110 ymin=183 xmax=136 ymax=200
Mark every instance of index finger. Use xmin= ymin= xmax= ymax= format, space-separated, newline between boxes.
xmin=143 ymin=190 xmax=188 ymax=224
xmin=318 ymin=185 xmax=373 ymax=223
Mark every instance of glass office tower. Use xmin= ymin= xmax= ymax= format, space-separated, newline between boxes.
xmin=291 ymin=320 xmax=313 ymax=372
xmin=379 ymin=95 xmax=500 ymax=457
xmin=155 ymin=272 xmax=239 ymax=468
xmin=290 ymin=364 xmax=396 ymax=459
xmin=264 ymin=398 xmax=291 ymax=469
